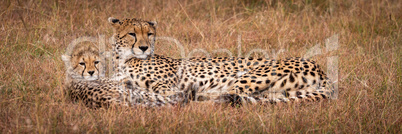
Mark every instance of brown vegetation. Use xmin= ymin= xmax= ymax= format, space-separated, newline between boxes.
xmin=0 ymin=0 xmax=400 ymax=133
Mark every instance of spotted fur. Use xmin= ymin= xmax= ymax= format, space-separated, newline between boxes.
xmin=62 ymin=42 xmax=184 ymax=108
xmin=109 ymin=17 xmax=336 ymax=105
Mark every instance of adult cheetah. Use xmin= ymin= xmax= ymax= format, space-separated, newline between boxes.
xmin=108 ymin=17 xmax=336 ymax=105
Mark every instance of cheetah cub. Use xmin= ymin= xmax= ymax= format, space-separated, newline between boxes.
xmin=62 ymin=42 xmax=183 ymax=108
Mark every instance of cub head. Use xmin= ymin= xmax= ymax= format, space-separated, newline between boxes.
xmin=108 ymin=17 xmax=157 ymax=60
xmin=64 ymin=42 xmax=103 ymax=80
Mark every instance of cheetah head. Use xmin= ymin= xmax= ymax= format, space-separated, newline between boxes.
xmin=108 ymin=17 xmax=157 ymax=60
xmin=63 ymin=42 xmax=103 ymax=80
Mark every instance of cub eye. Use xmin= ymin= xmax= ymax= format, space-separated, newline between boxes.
xmin=94 ymin=61 xmax=99 ymax=64
xmin=79 ymin=62 xmax=85 ymax=66
xmin=148 ymin=33 xmax=154 ymax=36
xmin=128 ymin=33 xmax=136 ymax=37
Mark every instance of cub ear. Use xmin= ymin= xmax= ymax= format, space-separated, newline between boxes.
xmin=147 ymin=21 xmax=157 ymax=27
xmin=108 ymin=17 xmax=120 ymax=27
xmin=61 ymin=55 xmax=71 ymax=62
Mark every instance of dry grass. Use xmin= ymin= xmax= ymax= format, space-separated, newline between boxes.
xmin=0 ymin=0 xmax=401 ymax=133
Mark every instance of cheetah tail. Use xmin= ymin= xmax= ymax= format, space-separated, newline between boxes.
xmin=255 ymin=89 xmax=334 ymax=105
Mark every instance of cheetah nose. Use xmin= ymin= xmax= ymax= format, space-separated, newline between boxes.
xmin=88 ymin=71 xmax=95 ymax=76
xmin=139 ymin=46 xmax=148 ymax=52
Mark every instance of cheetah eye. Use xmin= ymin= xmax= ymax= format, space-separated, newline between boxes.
xmin=79 ymin=62 xmax=85 ymax=66
xmin=148 ymin=33 xmax=154 ymax=36
xmin=94 ymin=61 xmax=99 ymax=64
xmin=128 ymin=33 xmax=136 ymax=37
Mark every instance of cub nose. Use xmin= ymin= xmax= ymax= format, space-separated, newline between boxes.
xmin=88 ymin=71 xmax=95 ymax=76
xmin=139 ymin=46 xmax=149 ymax=52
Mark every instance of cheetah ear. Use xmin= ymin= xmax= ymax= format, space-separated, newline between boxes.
xmin=147 ymin=21 xmax=157 ymax=27
xmin=61 ymin=55 xmax=71 ymax=62
xmin=108 ymin=17 xmax=120 ymax=27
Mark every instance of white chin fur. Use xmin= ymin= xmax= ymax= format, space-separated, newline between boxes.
xmin=121 ymin=51 xmax=150 ymax=60
xmin=134 ymin=54 xmax=149 ymax=59
xmin=71 ymin=75 xmax=98 ymax=80
xmin=132 ymin=49 xmax=151 ymax=59
xmin=84 ymin=76 xmax=99 ymax=81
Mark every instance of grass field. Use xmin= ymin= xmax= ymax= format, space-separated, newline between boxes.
xmin=0 ymin=0 xmax=401 ymax=133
